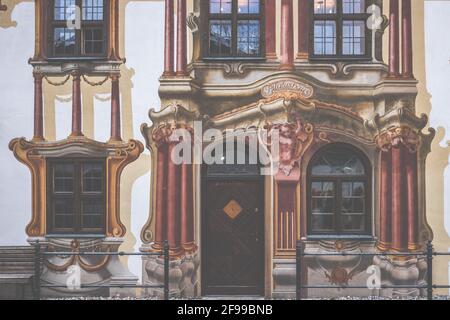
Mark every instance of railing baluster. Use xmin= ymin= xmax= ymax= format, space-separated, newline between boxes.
xmin=34 ymin=241 xmax=41 ymax=300
xmin=427 ymin=241 xmax=434 ymax=301
xmin=163 ymin=240 xmax=170 ymax=300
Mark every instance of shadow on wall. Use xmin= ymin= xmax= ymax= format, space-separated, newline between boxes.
xmin=414 ymin=0 xmax=450 ymax=294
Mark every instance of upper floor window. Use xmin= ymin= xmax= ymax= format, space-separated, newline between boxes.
xmin=47 ymin=159 xmax=105 ymax=234
xmin=205 ymin=0 xmax=264 ymax=58
xmin=308 ymin=144 xmax=371 ymax=236
xmin=312 ymin=0 xmax=370 ymax=59
xmin=50 ymin=0 xmax=107 ymax=57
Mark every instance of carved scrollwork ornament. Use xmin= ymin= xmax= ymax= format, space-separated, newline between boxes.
xmin=264 ymin=117 xmax=315 ymax=176
xmin=376 ymin=126 xmax=421 ymax=153
xmin=44 ymin=240 xmax=111 ymax=272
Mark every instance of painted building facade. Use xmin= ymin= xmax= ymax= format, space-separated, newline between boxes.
xmin=1 ymin=0 xmax=450 ymax=299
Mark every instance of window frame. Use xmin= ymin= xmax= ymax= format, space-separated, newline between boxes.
xmin=46 ymin=158 xmax=106 ymax=235
xmin=47 ymin=0 xmax=109 ymax=58
xmin=307 ymin=144 xmax=372 ymax=237
xmin=202 ymin=0 xmax=266 ymax=60
xmin=310 ymin=0 xmax=372 ymax=61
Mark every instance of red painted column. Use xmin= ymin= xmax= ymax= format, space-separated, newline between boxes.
xmin=109 ymin=75 xmax=122 ymax=142
xmin=265 ymin=0 xmax=277 ymax=59
xmin=33 ymin=73 xmax=44 ymax=141
xmin=181 ymin=160 xmax=195 ymax=252
xmin=166 ymin=142 xmax=182 ymax=256
xmin=406 ymin=150 xmax=419 ymax=250
xmin=378 ymin=150 xmax=392 ymax=251
xmin=401 ymin=0 xmax=413 ymax=78
xmin=280 ymin=0 xmax=294 ymax=70
xmin=389 ymin=0 xmax=400 ymax=77
xmin=391 ymin=144 xmax=407 ymax=251
xmin=70 ymin=71 xmax=83 ymax=137
xmin=176 ymin=0 xmax=187 ymax=76
xmin=164 ymin=0 xmax=175 ymax=76
xmin=152 ymin=143 xmax=168 ymax=251
xmin=297 ymin=0 xmax=310 ymax=60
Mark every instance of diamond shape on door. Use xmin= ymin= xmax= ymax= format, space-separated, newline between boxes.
xmin=223 ymin=200 xmax=243 ymax=220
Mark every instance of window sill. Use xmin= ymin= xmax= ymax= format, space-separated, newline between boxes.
xmin=306 ymin=235 xmax=375 ymax=241
xmin=45 ymin=234 xmax=106 ymax=239
xmin=202 ymin=57 xmax=267 ymax=63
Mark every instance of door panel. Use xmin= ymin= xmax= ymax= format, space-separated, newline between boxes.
xmin=202 ymin=179 xmax=264 ymax=296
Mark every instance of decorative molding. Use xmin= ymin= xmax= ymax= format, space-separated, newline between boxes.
xmin=187 ymin=12 xmax=200 ymax=33
xmin=0 ymin=0 xmax=7 ymax=11
xmin=44 ymin=240 xmax=111 ymax=272
xmin=9 ymin=137 xmax=144 ymax=238
xmin=265 ymin=117 xmax=315 ymax=176
xmin=261 ymin=79 xmax=314 ymax=100
xmin=376 ymin=126 xmax=421 ymax=153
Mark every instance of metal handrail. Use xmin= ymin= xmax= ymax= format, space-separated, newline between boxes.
xmin=33 ymin=240 xmax=170 ymax=300
xmin=296 ymin=241 xmax=450 ymax=301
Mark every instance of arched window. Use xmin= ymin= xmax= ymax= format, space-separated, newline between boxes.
xmin=308 ymin=144 xmax=371 ymax=236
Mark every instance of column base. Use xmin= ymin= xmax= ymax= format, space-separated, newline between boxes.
xmin=373 ymin=254 xmax=427 ymax=298
xmin=143 ymin=249 xmax=199 ymax=299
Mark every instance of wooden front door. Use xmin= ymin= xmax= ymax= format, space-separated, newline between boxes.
xmin=202 ymin=177 xmax=264 ymax=296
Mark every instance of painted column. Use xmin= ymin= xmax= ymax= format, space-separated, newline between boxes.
xmin=70 ymin=71 xmax=83 ymax=137
xmin=389 ymin=0 xmax=400 ymax=77
xmin=401 ymin=0 xmax=413 ymax=78
xmin=406 ymin=150 xmax=419 ymax=250
xmin=265 ymin=0 xmax=277 ymax=59
xmin=297 ymin=0 xmax=310 ymax=60
xmin=109 ymin=75 xmax=122 ymax=142
xmin=164 ymin=0 xmax=175 ymax=76
xmin=176 ymin=0 xmax=187 ymax=76
xmin=280 ymin=0 xmax=294 ymax=70
xmin=181 ymin=160 xmax=195 ymax=252
xmin=391 ymin=143 xmax=407 ymax=251
xmin=166 ymin=141 xmax=182 ymax=256
xmin=378 ymin=150 xmax=392 ymax=251
xmin=33 ymin=73 xmax=44 ymax=141
xmin=152 ymin=143 xmax=168 ymax=251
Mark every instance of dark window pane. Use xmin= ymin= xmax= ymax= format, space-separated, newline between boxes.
xmin=314 ymin=21 xmax=336 ymax=55
xmin=54 ymin=0 xmax=76 ymax=21
xmin=81 ymin=199 xmax=103 ymax=229
xmin=82 ymin=0 xmax=104 ymax=21
xmin=311 ymin=214 xmax=335 ymax=232
xmin=314 ymin=0 xmax=337 ymax=14
xmin=82 ymin=162 xmax=103 ymax=193
xmin=53 ymin=163 xmax=75 ymax=193
xmin=311 ymin=149 xmax=365 ymax=176
xmin=210 ymin=0 xmax=232 ymax=14
xmin=83 ymin=28 xmax=104 ymax=55
xmin=237 ymin=20 xmax=260 ymax=56
xmin=210 ymin=20 xmax=232 ymax=55
xmin=343 ymin=0 xmax=365 ymax=14
xmin=53 ymin=28 xmax=76 ymax=55
xmin=53 ymin=199 xmax=74 ymax=229
xmin=238 ymin=0 xmax=260 ymax=14
xmin=342 ymin=214 xmax=365 ymax=232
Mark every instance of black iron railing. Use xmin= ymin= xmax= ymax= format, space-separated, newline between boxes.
xmin=296 ymin=241 xmax=450 ymax=300
xmin=33 ymin=240 xmax=170 ymax=300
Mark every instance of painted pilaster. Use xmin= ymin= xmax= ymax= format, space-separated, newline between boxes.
xmin=297 ymin=0 xmax=310 ymax=60
xmin=109 ymin=75 xmax=122 ymax=142
xmin=265 ymin=0 xmax=277 ymax=59
xmin=176 ymin=0 xmax=188 ymax=76
xmin=164 ymin=0 xmax=175 ymax=76
xmin=279 ymin=0 xmax=294 ymax=70
xmin=70 ymin=71 xmax=83 ymax=138
xmin=401 ymin=0 xmax=413 ymax=78
xmin=33 ymin=73 xmax=44 ymax=141
xmin=389 ymin=0 xmax=400 ymax=77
